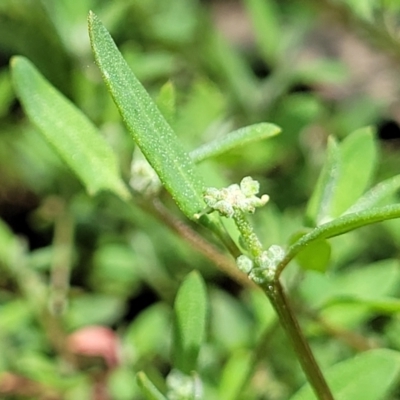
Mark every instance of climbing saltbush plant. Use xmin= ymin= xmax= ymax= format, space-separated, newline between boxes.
xmin=3 ymin=2 xmax=400 ymax=400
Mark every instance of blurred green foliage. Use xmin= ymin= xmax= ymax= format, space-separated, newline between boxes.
xmin=1 ymin=0 xmax=400 ymax=399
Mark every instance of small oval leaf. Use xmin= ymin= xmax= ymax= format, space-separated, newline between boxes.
xmin=172 ymin=271 xmax=208 ymax=374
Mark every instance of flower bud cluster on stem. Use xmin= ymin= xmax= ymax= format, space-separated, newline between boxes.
xmin=202 ymin=177 xmax=334 ymax=399
xmin=202 ymin=176 xmax=283 ymax=284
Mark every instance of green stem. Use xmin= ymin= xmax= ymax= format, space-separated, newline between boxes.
xmin=233 ymin=212 xmax=264 ymax=259
xmin=263 ymin=279 xmax=334 ymax=400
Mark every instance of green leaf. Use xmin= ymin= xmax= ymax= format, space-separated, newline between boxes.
xmin=203 ymin=29 xmax=259 ymax=114
xmin=125 ymin=303 xmax=171 ymax=360
xmin=306 ymin=137 xmax=340 ymax=225
xmin=156 ymin=81 xmax=176 ymax=125
xmin=136 ymin=371 xmax=168 ymax=400
xmin=190 ymin=123 xmax=281 ymax=163
xmin=289 ymin=349 xmax=400 ymax=400
xmin=307 ymin=128 xmax=378 ymax=224
xmin=345 ymin=174 xmax=400 ymax=214
xmin=88 ymin=12 xmax=205 ymax=219
xmin=243 ymin=0 xmax=281 ymax=65
xmin=10 ymin=56 xmax=129 ymax=200
xmin=172 ymin=271 xmax=208 ymax=373
xmin=219 ymin=350 xmax=252 ymax=400
xmin=290 ymin=230 xmax=331 ymax=272
xmin=279 ymin=204 xmax=400 ymax=275
xmin=325 ymin=296 xmax=400 ymax=314
xmin=330 ymin=127 xmax=377 ymax=217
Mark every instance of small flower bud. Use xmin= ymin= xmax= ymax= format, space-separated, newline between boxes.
xmin=130 ymin=149 xmax=161 ymax=196
xmin=203 ymin=176 xmax=269 ymax=218
xmin=236 ymin=255 xmax=254 ymax=274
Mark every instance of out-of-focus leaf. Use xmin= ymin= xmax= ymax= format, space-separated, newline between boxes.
xmin=172 ymin=271 xmax=207 ymax=374
xmin=109 ymin=367 xmax=141 ymax=400
xmin=243 ymin=0 xmax=281 ymax=65
xmin=88 ymin=12 xmax=205 ymax=219
xmin=190 ymin=123 xmax=281 ymax=163
xmin=307 ymin=128 xmax=377 ymax=224
xmin=290 ymin=230 xmax=331 ymax=272
xmin=0 ymin=69 xmax=14 ymax=118
xmin=11 ymin=56 xmax=129 ymax=200
xmin=0 ymin=218 xmax=20 ymax=267
xmin=125 ymin=303 xmax=171 ymax=360
xmin=219 ymin=349 xmax=252 ymax=400
xmin=67 ymin=294 xmax=125 ymax=329
xmin=345 ymin=174 xmax=400 ymax=214
xmin=295 ymin=59 xmax=349 ymax=86
xmin=301 ymin=259 xmax=400 ymax=328
xmin=289 ymin=349 xmax=400 ymax=400
xmin=136 ymin=371 xmax=168 ymax=400
xmin=306 ymin=137 xmax=340 ymax=225
xmin=203 ymin=29 xmax=259 ymax=113
xmin=174 ymin=79 xmax=226 ymax=141
xmin=156 ymin=81 xmax=176 ymax=125
xmin=91 ymin=243 xmax=140 ymax=296
xmin=330 ymin=127 xmax=377 ymax=217
xmin=210 ymin=288 xmax=253 ymax=351
xmin=325 ymin=296 xmax=400 ymax=314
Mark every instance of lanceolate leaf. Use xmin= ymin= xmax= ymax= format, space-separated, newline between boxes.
xmin=88 ymin=12 xmax=205 ymax=219
xmin=172 ymin=271 xmax=208 ymax=374
xmin=11 ymin=56 xmax=130 ymax=200
xmin=190 ymin=123 xmax=281 ymax=163
xmin=345 ymin=174 xmax=400 ymax=214
xmin=289 ymin=349 xmax=400 ymax=400
xmin=278 ymin=204 xmax=400 ymax=276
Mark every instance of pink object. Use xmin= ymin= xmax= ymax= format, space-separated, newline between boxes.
xmin=67 ymin=326 xmax=120 ymax=369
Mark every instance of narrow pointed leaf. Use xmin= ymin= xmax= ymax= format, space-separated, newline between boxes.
xmin=278 ymin=204 xmax=400 ymax=275
xmin=345 ymin=174 xmax=400 ymax=214
xmin=136 ymin=372 xmax=168 ymax=400
xmin=88 ymin=12 xmax=205 ymax=219
xmin=190 ymin=123 xmax=281 ymax=163
xmin=306 ymin=137 xmax=340 ymax=225
xmin=11 ymin=56 xmax=130 ymax=200
xmin=172 ymin=271 xmax=208 ymax=374
xmin=289 ymin=349 xmax=400 ymax=400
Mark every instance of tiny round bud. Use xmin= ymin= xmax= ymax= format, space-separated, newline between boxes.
xmin=236 ymin=255 xmax=254 ymax=274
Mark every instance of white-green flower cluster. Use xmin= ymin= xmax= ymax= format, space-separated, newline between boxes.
xmin=237 ymin=245 xmax=285 ymax=284
xmin=203 ymin=176 xmax=269 ymax=218
xmin=129 ymin=148 xmax=161 ymax=196
xmin=166 ymin=369 xmax=203 ymax=400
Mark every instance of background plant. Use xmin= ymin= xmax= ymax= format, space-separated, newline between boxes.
xmin=1 ymin=1 xmax=400 ymax=399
